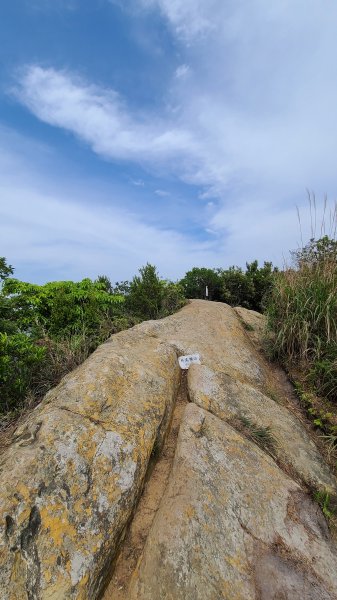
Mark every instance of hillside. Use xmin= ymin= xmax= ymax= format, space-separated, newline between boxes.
xmin=0 ymin=300 xmax=336 ymax=599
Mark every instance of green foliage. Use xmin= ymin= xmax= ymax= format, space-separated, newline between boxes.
xmin=314 ymin=489 xmax=336 ymax=521
xmin=0 ymin=333 xmax=46 ymax=412
xmin=239 ymin=415 xmax=277 ymax=456
xmin=126 ymin=264 xmax=163 ymax=319
xmin=221 ymin=266 xmax=254 ymax=308
xmin=113 ymin=280 xmax=131 ymax=296
xmin=267 ymin=236 xmax=337 ymax=401
xmin=2 ymin=277 xmax=124 ymax=338
xmin=0 ymin=273 xmax=125 ymax=417
xmin=95 ymin=274 xmax=113 ymax=294
xmin=180 ymin=267 xmax=223 ymax=301
xmin=221 ymin=261 xmax=276 ymax=311
xmin=179 ymin=262 xmax=276 ymax=311
xmin=160 ymin=281 xmax=186 ymax=317
xmin=126 ymin=264 xmax=186 ymax=320
xmin=0 ymin=258 xmax=16 ymax=334
xmin=0 ymin=260 xmax=186 ymax=419
xmin=0 ymin=257 xmax=14 ymax=282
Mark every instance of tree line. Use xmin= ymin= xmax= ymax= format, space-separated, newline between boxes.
xmin=0 ymin=258 xmax=276 ymax=417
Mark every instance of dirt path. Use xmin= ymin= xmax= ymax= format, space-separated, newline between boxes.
xmin=102 ymin=372 xmax=189 ymax=600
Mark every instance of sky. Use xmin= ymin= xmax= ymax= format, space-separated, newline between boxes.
xmin=1 ymin=0 xmax=337 ymax=283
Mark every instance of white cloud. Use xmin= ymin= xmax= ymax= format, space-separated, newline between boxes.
xmin=154 ymin=189 xmax=170 ymax=197
xmin=175 ymin=64 xmax=190 ymax=79
xmin=130 ymin=178 xmax=145 ymax=187
xmin=0 ymin=131 xmax=220 ymax=282
xmin=14 ymin=66 xmax=198 ymax=165
xmin=10 ymin=1 xmax=337 ymax=275
xmin=140 ymin=0 xmax=217 ymax=39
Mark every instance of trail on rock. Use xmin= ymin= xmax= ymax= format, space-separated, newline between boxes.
xmin=103 ymin=373 xmax=189 ymax=599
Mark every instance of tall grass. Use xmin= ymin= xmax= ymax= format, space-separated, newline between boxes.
xmin=267 ymin=199 xmax=337 ymax=402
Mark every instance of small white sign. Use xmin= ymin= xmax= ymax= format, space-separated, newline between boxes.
xmin=178 ymin=353 xmax=201 ymax=370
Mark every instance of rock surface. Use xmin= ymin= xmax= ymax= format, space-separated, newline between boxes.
xmin=130 ymin=404 xmax=337 ymax=600
xmin=0 ymin=330 xmax=180 ymax=599
xmin=188 ymin=363 xmax=336 ymax=492
xmin=0 ymin=300 xmax=336 ymax=600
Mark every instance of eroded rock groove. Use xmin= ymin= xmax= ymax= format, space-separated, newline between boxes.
xmin=103 ymin=372 xmax=189 ymax=599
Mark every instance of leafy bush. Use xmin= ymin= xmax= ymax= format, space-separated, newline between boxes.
xmin=179 ymin=262 xmax=276 ymax=310
xmin=267 ymin=236 xmax=337 ymax=401
xmin=2 ymin=277 xmax=124 ymax=338
xmin=126 ymin=264 xmax=186 ymax=320
xmin=221 ymin=266 xmax=254 ymax=308
xmin=160 ymin=281 xmax=186 ymax=317
xmin=0 ymin=273 xmax=125 ymax=417
xmin=221 ymin=261 xmax=276 ymax=311
xmin=0 ymin=261 xmax=186 ymax=419
xmin=0 ymin=333 xmax=46 ymax=412
xmin=180 ymin=267 xmax=223 ymax=301
xmin=126 ymin=264 xmax=163 ymax=319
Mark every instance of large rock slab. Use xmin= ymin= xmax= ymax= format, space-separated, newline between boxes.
xmin=188 ymin=363 xmax=337 ymax=494
xmin=1 ymin=300 xmax=336 ymax=599
xmin=0 ymin=329 xmax=180 ymax=600
xmin=130 ymin=404 xmax=337 ymax=600
xmin=138 ymin=300 xmax=268 ymax=387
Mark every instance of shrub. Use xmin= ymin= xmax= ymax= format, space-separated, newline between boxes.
xmin=221 ymin=261 xmax=276 ymax=311
xmin=221 ymin=266 xmax=254 ymax=308
xmin=126 ymin=264 xmax=186 ymax=320
xmin=0 ymin=333 xmax=46 ymax=413
xmin=179 ymin=268 xmax=223 ymax=301
xmin=160 ymin=281 xmax=186 ymax=317
xmin=2 ymin=277 xmax=124 ymax=338
xmin=126 ymin=264 xmax=163 ymax=319
xmin=179 ymin=262 xmax=276 ymax=311
xmin=267 ymin=236 xmax=337 ymax=401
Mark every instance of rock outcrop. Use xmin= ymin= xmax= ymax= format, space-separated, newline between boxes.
xmin=0 ymin=300 xmax=336 ymax=599
xmin=130 ymin=404 xmax=337 ymax=600
xmin=0 ymin=331 xmax=180 ymax=599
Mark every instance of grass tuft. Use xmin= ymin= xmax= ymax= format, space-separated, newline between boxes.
xmin=239 ymin=415 xmax=278 ymax=456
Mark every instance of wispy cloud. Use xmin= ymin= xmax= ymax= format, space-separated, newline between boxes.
xmin=10 ymin=1 xmax=337 ymax=276
xmin=0 ymin=128 xmax=220 ymax=282
xmin=155 ymin=189 xmax=170 ymax=197
xmin=140 ymin=0 xmax=217 ymax=39
xmin=14 ymin=65 xmax=197 ymax=164
xmin=175 ymin=64 xmax=190 ymax=79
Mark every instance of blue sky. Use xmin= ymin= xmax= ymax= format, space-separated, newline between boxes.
xmin=1 ymin=0 xmax=337 ymax=283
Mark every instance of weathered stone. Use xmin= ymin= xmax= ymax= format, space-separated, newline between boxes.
xmin=0 ymin=330 xmax=180 ymax=599
xmin=139 ymin=300 xmax=268 ymax=387
xmin=129 ymin=404 xmax=337 ymax=600
xmin=1 ymin=300 xmax=336 ymax=600
xmin=188 ymin=363 xmax=337 ymax=493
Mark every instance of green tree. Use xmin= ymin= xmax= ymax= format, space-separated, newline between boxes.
xmin=180 ymin=268 xmax=223 ymax=300
xmin=160 ymin=281 xmax=186 ymax=316
xmin=126 ymin=264 xmax=163 ymax=319
xmin=95 ymin=274 xmax=113 ymax=294
xmin=0 ymin=333 xmax=46 ymax=412
xmin=2 ymin=277 xmax=124 ymax=338
xmin=0 ymin=257 xmax=14 ymax=281
xmin=221 ymin=261 xmax=277 ymax=311
xmin=221 ymin=266 xmax=254 ymax=308
xmin=125 ymin=265 xmax=186 ymax=320
xmin=0 ymin=258 xmax=15 ymax=334
xmin=245 ymin=260 xmax=277 ymax=311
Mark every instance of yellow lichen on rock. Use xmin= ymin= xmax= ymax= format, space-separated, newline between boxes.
xmin=0 ymin=329 xmax=180 ymax=599
xmin=1 ymin=300 xmax=337 ymax=600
